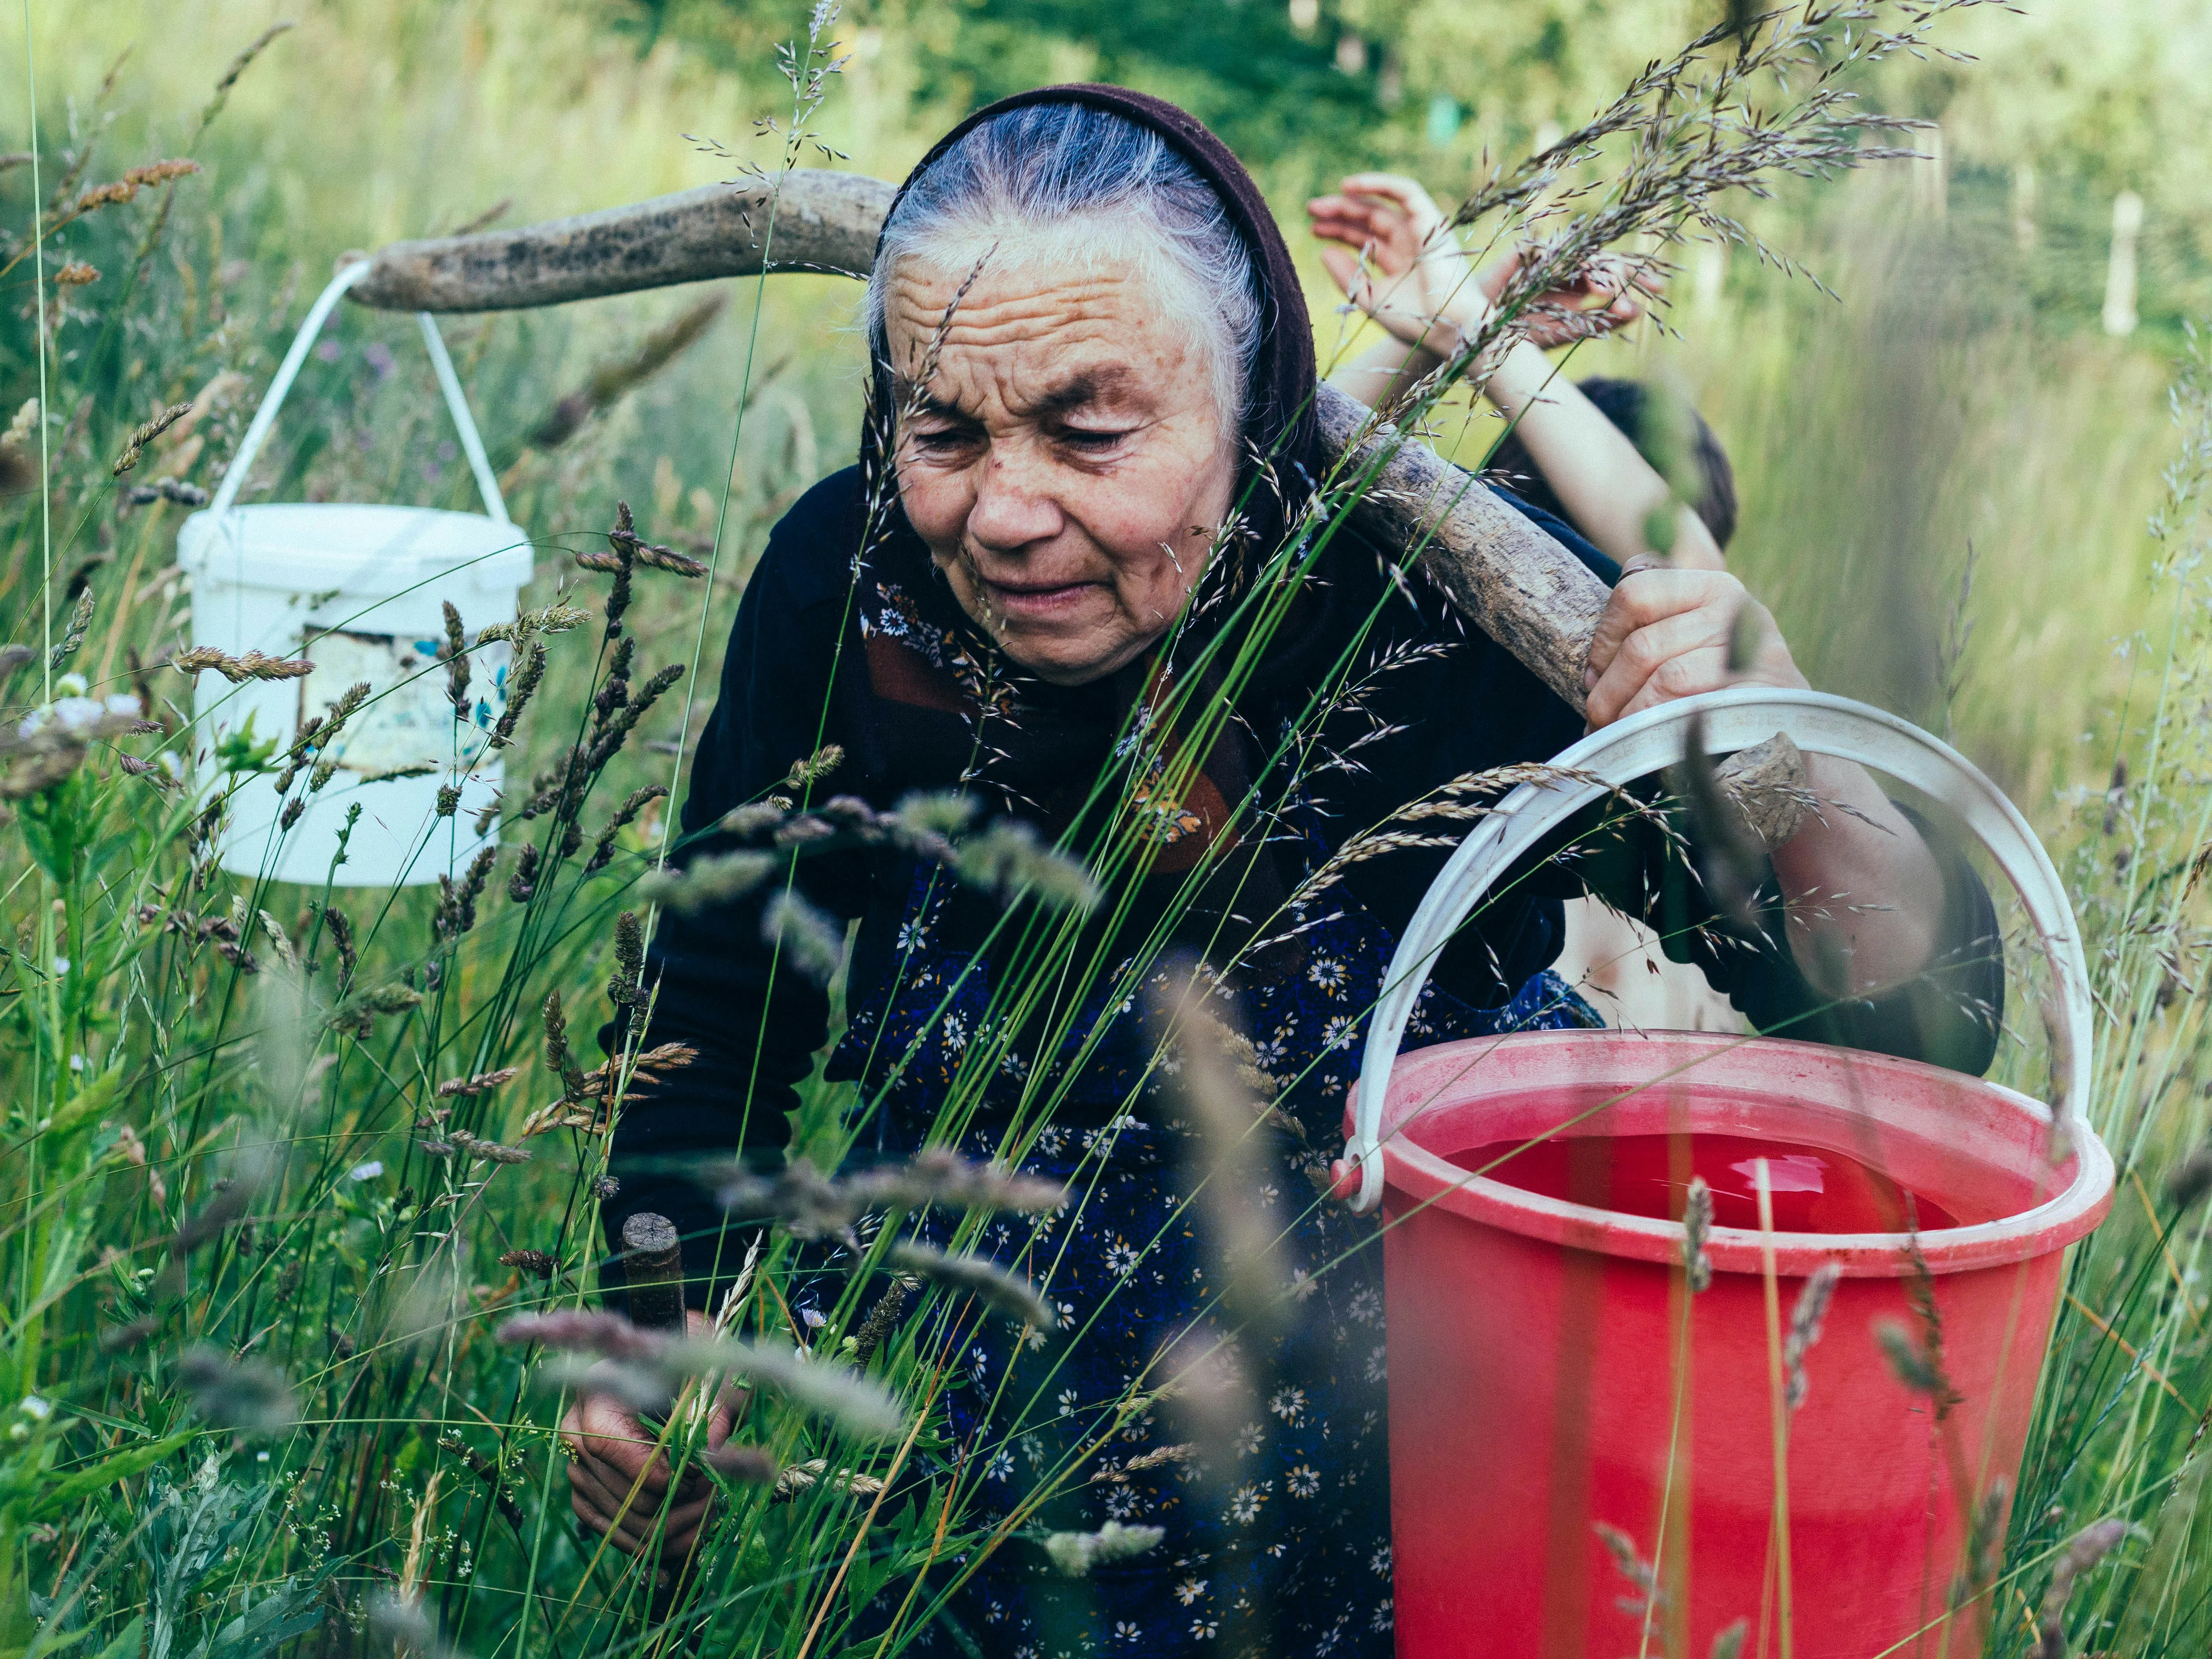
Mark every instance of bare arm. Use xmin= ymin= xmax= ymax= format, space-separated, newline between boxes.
xmin=1309 ymin=174 xmax=1724 ymax=573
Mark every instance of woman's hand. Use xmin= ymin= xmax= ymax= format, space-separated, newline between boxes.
xmin=561 ymin=1310 xmax=740 ymax=1563
xmin=1582 ymin=561 xmax=1803 ymax=731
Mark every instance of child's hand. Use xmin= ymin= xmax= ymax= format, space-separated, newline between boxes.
xmin=1475 ymin=245 xmax=1655 ymax=351
xmin=1307 ymin=173 xmax=1485 ymax=357
xmin=1307 ymin=172 xmax=1655 ymax=357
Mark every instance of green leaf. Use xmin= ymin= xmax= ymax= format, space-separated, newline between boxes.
xmin=43 ymin=1067 xmax=131 ymax=1144
xmin=26 ymin=1612 xmax=140 ymax=1659
xmin=30 ymin=1431 xmax=196 ymax=1521
xmin=184 ymin=1577 xmax=324 ymax=1659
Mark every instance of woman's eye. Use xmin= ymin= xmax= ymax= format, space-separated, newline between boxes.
xmin=909 ymin=425 xmax=976 ymax=453
xmin=1060 ymin=427 xmax=1132 ymax=452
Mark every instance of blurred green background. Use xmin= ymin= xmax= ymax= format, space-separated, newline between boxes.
xmin=12 ymin=0 xmax=2209 ymax=819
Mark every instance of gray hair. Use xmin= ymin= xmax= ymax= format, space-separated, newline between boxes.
xmin=866 ymin=102 xmax=1262 ymax=431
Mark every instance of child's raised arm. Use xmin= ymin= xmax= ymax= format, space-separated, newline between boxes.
xmin=1308 ymin=173 xmax=1725 ymax=572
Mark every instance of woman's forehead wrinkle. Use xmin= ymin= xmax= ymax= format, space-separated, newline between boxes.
xmin=890 ymin=271 xmax=1197 ymax=424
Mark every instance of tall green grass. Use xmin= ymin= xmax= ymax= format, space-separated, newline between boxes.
xmin=4 ymin=3 xmax=2212 ymax=1657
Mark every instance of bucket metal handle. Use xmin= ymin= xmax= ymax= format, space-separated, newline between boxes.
xmin=207 ymin=261 xmax=511 ymax=525
xmin=1340 ymin=686 xmax=2096 ymax=1215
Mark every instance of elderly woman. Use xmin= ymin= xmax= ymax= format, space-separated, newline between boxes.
xmin=571 ymin=87 xmax=2000 ymax=1657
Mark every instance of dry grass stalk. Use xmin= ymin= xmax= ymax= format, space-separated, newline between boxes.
xmin=525 ymin=295 xmax=726 ymax=450
xmin=172 ymin=646 xmax=313 ymax=684
xmin=437 ymin=1067 xmax=518 ymax=1098
xmin=110 ymin=402 xmax=191 ymax=475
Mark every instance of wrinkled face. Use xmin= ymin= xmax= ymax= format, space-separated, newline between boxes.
xmin=885 ymin=248 xmax=1239 ymax=686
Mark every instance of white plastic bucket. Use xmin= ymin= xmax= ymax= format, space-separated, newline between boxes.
xmin=176 ymin=262 xmax=533 ymax=888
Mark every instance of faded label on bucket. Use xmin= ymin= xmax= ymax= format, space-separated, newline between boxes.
xmin=300 ymin=628 xmax=510 ymax=775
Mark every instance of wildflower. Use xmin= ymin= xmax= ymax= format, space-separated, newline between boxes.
xmin=171 ymin=646 xmax=314 ymax=684
xmin=890 ymin=1242 xmax=1055 ymax=1332
xmin=53 ymin=260 xmax=98 ymax=287
xmin=1041 ymin=1521 xmax=1166 ymax=1577
xmin=176 ymin=1345 xmax=296 ymax=1435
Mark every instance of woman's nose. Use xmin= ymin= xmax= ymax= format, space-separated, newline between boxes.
xmin=965 ymin=452 xmax=1065 ymax=555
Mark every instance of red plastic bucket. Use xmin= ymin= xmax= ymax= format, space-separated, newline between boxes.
xmin=1366 ymin=1029 xmax=2109 ymax=1656
xmin=1335 ymin=691 xmax=2114 ymax=1657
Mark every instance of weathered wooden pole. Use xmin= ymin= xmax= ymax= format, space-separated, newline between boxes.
xmin=346 ymin=169 xmax=1614 ymax=713
xmin=346 ymin=174 xmax=1808 ymax=832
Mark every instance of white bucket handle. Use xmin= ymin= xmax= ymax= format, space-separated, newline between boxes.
xmin=208 ymin=261 xmax=510 ymax=525
xmin=1341 ymin=687 xmax=2096 ymax=1215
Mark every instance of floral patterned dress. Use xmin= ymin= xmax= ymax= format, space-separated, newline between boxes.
xmin=832 ymin=868 xmax=1600 ymax=1659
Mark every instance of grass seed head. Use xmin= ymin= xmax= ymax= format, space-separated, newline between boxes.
xmin=890 ymin=1240 xmax=1056 ymax=1332
xmin=1683 ymin=1176 xmax=1714 ymax=1292
xmin=1042 ymin=1521 xmax=1166 ymax=1576
xmin=177 ymin=1344 xmax=296 ymax=1435
xmin=2036 ymin=1517 xmax=2131 ymax=1659
xmin=761 ymin=890 xmax=846 ymax=983
xmin=437 ymin=1066 xmax=518 ymax=1099
xmin=1783 ymin=1261 xmax=1840 ymax=1409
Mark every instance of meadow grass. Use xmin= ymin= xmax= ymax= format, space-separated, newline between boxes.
xmin=5 ymin=3 xmax=2212 ymax=1657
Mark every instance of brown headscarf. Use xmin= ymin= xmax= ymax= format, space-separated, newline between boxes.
xmin=867 ymin=83 xmax=1322 ymax=547
xmin=848 ymin=86 xmax=1329 ymax=966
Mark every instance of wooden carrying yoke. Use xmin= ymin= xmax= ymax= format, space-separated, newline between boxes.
xmin=347 ymin=169 xmax=1611 ymax=708
xmin=347 ymin=169 xmax=1804 ymax=835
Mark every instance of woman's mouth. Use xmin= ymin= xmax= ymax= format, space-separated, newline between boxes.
xmin=981 ymin=578 xmax=1101 ymax=620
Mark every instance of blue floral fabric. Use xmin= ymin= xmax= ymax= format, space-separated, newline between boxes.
xmin=836 ymin=883 xmax=1599 ymax=1659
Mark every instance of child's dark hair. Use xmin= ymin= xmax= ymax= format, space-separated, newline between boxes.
xmin=1487 ymin=376 xmax=1739 ymax=550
